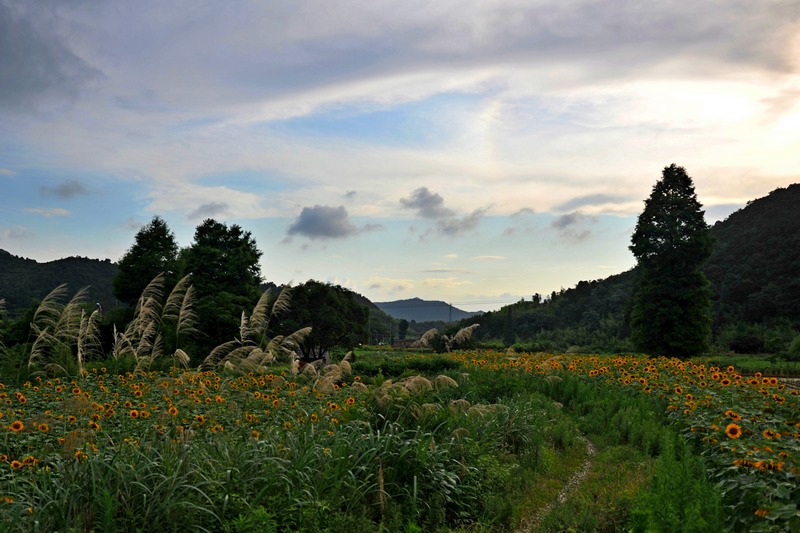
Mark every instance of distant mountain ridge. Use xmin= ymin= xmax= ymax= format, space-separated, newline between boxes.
xmin=0 ymin=250 xmax=119 ymax=315
xmin=375 ymin=297 xmax=482 ymax=323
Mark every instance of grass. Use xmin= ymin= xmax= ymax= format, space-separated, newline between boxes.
xmin=1 ymin=348 xmax=798 ymax=531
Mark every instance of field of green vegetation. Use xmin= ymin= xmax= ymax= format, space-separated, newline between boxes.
xmin=2 ymin=347 xmax=798 ymax=532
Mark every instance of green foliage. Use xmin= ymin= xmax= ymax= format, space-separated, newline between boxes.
xmin=113 ymin=216 xmax=180 ymax=306
xmin=632 ymin=433 xmax=723 ymax=533
xmin=180 ymin=219 xmax=263 ymax=359
xmin=277 ymin=280 xmax=368 ymax=360
xmin=630 ymin=164 xmax=713 ymax=358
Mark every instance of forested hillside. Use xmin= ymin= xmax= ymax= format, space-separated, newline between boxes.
xmin=467 ymin=183 xmax=800 ymax=352
xmin=0 ymin=250 xmax=119 ymax=315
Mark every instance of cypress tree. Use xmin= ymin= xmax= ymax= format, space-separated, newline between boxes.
xmin=629 ymin=164 xmax=713 ymax=358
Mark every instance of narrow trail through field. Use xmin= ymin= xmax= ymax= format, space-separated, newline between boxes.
xmin=515 ymin=436 xmax=597 ymax=533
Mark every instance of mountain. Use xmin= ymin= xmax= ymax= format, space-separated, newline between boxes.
xmin=0 ymin=250 xmax=119 ymax=316
xmin=465 ymin=183 xmax=800 ymax=351
xmin=375 ymin=298 xmax=482 ymax=323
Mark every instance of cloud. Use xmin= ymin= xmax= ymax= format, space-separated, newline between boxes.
xmin=25 ymin=207 xmax=71 ymax=217
xmin=511 ymin=208 xmax=535 ymax=217
xmin=1 ymin=225 xmax=34 ymax=240
xmin=400 ymin=187 xmax=454 ymax=219
xmin=188 ymin=202 xmax=229 ymax=220
xmin=0 ymin=168 xmax=15 ymax=175
xmin=40 ymin=180 xmax=88 ymax=199
xmin=555 ymin=194 xmax=631 ymax=212
xmin=344 ymin=190 xmax=357 ymax=200
xmin=401 ymin=187 xmax=486 ymax=237
xmin=287 ymin=205 xmax=382 ymax=240
xmin=437 ymin=207 xmax=487 ymax=236
xmin=0 ymin=2 xmax=101 ymax=111
xmin=473 ymin=255 xmax=506 ymax=261
xmin=421 ymin=268 xmax=471 ymax=274
xmin=551 ymin=211 xmax=595 ymax=241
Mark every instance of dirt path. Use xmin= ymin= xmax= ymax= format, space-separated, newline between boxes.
xmin=515 ymin=436 xmax=597 ymax=533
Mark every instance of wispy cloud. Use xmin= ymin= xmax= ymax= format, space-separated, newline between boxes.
xmin=551 ymin=211 xmax=596 ymax=242
xmin=0 ymin=168 xmax=15 ymax=176
xmin=473 ymin=255 xmax=506 ymax=261
xmin=1 ymin=225 xmax=34 ymax=240
xmin=188 ymin=202 xmax=229 ymax=220
xmin=25 ymin=207 xmax=70 ymax=217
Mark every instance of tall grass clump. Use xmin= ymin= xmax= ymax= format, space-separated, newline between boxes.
xmin=27 ymin=285 xmax=102 ymax=378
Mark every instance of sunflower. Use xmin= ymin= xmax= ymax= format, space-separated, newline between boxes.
xmin=37 ymin=423 xmax=49 ymax=432
xmin=10 ymin=460 xmax=23 ymax=470
xmin=168 ymin=406 xmax=179 ymax=416
xmin=9 ymin=420 xmax=24 ymax=433
xmin=195 ymin=414 xmax=205 ymax=425
xmin=725 ymin=423 xmax=742 ymax=439
xmin=89 ymin=421 xmax=101 ymax=431
xmin=129 ymin=410 xmax=139 ymax=419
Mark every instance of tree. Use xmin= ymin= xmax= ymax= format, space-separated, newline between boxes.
xmin=398 ymin=319 xmax=409 ymax=340
xmin=277 ymin=280 xmax=368 ymax=361
xmin=113 ymin=216 xmax=179 ymax=306
xmin=180 ymin=219 xmax=263 ymax=360
xmin=629 ymin=164 xmax=713 ymax=358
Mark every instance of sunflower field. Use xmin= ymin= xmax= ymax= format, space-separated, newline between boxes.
xmin=1 ymin=350 xmax=798 ymax=532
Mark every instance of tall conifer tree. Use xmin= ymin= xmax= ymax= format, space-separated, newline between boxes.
xmin=629 ymin=164 xmax=713 ymax=358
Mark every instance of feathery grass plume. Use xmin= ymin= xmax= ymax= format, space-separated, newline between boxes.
xmin=349 ymin=381 xmax=369 ymax=392
xmin=173 ymin=349 xmax=190 ymax=369
xmin=111 ymin=324 xmax=135 ymax=360
xmin=302 ymin=362 xmax=318 ymax=378
xmin=402 ymin=375 xmax=433 ymax=394
xmin=28 ymin=284 xmax=97 ymax=376
xmin=411 ymin=328 xmax=438 ymax=348
xmin=441 ymin=323 xmax=479 ymax=352
xmin=433 ymin=374 xmax=458 ymax=390
xmin=414 ymin=403 xmax=441 ymax=418
xmin=449 ymin=398 xmax=472 ymax=414
xmin=161 ymin=275 xmax=198 ymax=342
xmin=76 ymin=308 xmax=102 ymax=375
xmin=31 ymin=284 xmax=69 ymax=333
xmin=201 ymin=284 xmax=310 ymax=373
xmin=200 ymin=340 xmax=239 ymax=371
xmin=338 ymin=359 xmax=352 ymax=376
xmin=452 ymin=427 xmax=470 ymax=440
xmin=342 ymin=350 xmax=355 ymax=363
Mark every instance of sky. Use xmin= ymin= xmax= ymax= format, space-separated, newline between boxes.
xmin=1 ymin=0 xmax=799 ymax=312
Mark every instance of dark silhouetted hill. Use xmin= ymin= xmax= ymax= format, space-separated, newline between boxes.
xmin=0 ymin=250 xmax=119 ymax=315
xmin=375 ymin=298 xmax=481 ymax=323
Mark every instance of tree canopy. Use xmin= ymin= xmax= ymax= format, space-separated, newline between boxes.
xmin=113 ymin=216 xmax=179 ymax=306
xmin=180 ymin=219 xmax=264 ymax=361
xmin=276 ymin=280 xmax=368 ymax=360
xmin=629 ymin=164 xmax=713 ymax=357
